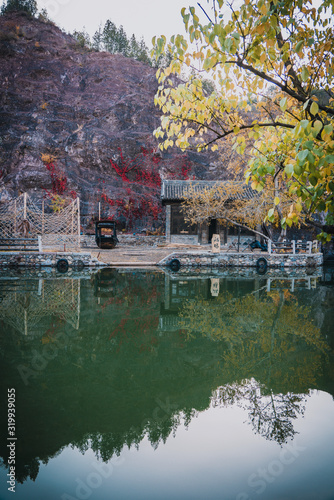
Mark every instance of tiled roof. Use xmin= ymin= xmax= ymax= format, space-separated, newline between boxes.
xmin=161 ymin=180 xmax=256 ymax=201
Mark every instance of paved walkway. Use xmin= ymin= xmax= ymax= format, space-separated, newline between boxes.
xmin=89 ymin=243 xmax=209 ymax=266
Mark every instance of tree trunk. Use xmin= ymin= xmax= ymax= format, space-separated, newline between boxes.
xmin=306 ymin=219 xmax=334 ymax=235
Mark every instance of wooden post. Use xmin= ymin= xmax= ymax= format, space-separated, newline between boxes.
xmin=24 ymin=310 xmax=28 ymax=336
xmin=42 ymin=200 xmax=45 ymax=235
xmin=38 ymin=235 xmax=42 ymax=253
xmin=77 ymin=279 xmax=81 ymax=330
xmin=71 ymin=201 xmax=74 ymax=235
xmin=77 ymin=198 xmax=80 ymax=249
xmin=23 ymin=192 xmax=27 ymax=219
xmin=14 ymin=199 xmax=17 ymax=235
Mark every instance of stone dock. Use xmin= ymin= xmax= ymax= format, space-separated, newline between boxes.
xmin=0 ymin=245 xmax=323 ymax=269
xmin=158 ymin=250 xmax=323 ymax=269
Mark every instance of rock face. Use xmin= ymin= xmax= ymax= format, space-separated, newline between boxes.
xmin=0 ymin=12 xmax=223 ymax=227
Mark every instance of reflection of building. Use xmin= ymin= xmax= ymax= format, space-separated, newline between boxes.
xmin=0 ymin=277 xmax=81 ymax=335
xmin=161 ymin=180 xmax=255 ymax=245
xmin=159 ymin=269 xmax=322 ymax=332
xmin=159 ymin=272 xmax=262 ymax=332
xmin=266 ymin=276 xmax=318 ymax=291
xmin=160 ymin=274 xmax=211 ymax=331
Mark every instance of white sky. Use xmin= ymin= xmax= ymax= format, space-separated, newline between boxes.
xmin=35 ymin=0 xmax=196 ymax=45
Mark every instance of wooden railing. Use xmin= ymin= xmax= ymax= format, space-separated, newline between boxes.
xmin=267 ymin=239 xmax=318 ymax=255
xmin=0 ymin=236 xmax=42 ymax=252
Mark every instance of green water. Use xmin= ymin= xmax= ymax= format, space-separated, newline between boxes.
xmin=0 ymin=267 xmax=333 ymax=500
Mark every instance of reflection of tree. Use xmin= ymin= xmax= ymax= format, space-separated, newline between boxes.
xmin=179 ymin=287 xmax=329 ymax=393
xmin=75 ymin=406 xmax=198 ymax=462
xmin=212 ymin=379 xmax=307 ymax=445
xmin=0 ymin=272 xmax=332 ymax=484
xmin=178 ymin=283 xmax=330 ymax=445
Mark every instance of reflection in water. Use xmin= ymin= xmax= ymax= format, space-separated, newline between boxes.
xmin=212 ymin=379 xmax=307 ymax=445
xmin=0 ymin=276 xmax=80 ymax=335
xmin=0 ymin=267 xmax=333 ymax=488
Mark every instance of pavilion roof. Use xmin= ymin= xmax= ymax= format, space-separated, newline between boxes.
xmin=161 ymin=180 xmax=256 ymax=202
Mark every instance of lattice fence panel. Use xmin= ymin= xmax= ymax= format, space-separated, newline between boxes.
xmin=0 ymin=194 xmax=81 ymax=250
xmin=0 ymin=278 xmax=80 ymax=335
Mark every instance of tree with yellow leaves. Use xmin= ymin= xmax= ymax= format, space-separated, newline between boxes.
xmin=181 ymin=179 xmax=306 ymax=240
xmin=152 ymin=0 xmax=334 ymax=240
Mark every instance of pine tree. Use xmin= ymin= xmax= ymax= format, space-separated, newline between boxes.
xmin=1 ymin=0 xmax=37 ymax=16
xmin=102 ymin=20 xmax=118 ymax=53
xmin=92 ymin=24 xmax=103 ymax=51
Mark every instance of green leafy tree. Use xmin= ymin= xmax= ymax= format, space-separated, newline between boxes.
xmin=91 ymin=23 xmax=103 ymax=51
xmin=92 ymin=20 xmax=151 ymax=64
xmin=38 ymin=8 xmax=52 ymax=24
xmin=101 ymin=19 xmax=118 ymax=53
xmin=100 ymin=20 xmax=129 ymax=55
xmin=152 ymin=0 xmax=334 ymax=239
xmin=1 ymin=0 xmax=37 ymax=16
xmin=137 ymin=37 xmax=151 ymax=64
xmin=72 ymin=28 xmax=91 ymax=48
xmin=116 ymin=25 xmax=129 ymax=55
xmin=151 ymin=49 xmax=173 ymax=69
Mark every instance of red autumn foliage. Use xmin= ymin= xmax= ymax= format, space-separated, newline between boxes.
xmin=103 ymin=147 xmax=192 ymax=230
xmin=109 ymin=147 xmax=161 ymax=187
xmin=45 ymin=162 xmax=67 ymax=195
xmin=43 ymin=161 xmax=77 ymax=201
xmin=164 ymin=156 xmax=191 ymax=180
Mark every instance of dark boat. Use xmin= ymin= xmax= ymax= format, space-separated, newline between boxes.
xmin=94 ymin=268 xmax=119 ymax=297
xmin=95 ymin=220 xmax=118 ymax=249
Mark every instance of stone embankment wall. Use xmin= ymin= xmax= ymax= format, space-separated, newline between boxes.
xmin=0 ymin=252 xmax=102 ymax=269
xmin=158 ymin=251 xmax=323 ymax=268
xmin=81 ymin=234 xmax=165 ymax=248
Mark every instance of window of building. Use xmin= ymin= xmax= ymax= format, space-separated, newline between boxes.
xmin=171 ymin=205 xmax=198 ymax=235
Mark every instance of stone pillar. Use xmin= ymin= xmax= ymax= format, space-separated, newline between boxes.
xmin=165 ymin=204 xmax=171 ymax=243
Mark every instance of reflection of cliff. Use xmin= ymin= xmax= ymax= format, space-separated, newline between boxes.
xmin=0 ymin=269 xmax=332 ymax=485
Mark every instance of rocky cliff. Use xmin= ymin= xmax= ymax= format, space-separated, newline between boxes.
xmin=0 ymin=12 xmax=225 ymax=229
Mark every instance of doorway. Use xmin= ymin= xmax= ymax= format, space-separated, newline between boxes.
xmin=208 ymin=219 xmax=217 ymax=243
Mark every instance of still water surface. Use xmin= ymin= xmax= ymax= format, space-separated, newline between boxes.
xmin=0 ymin=267 xmax=333 ymax=500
